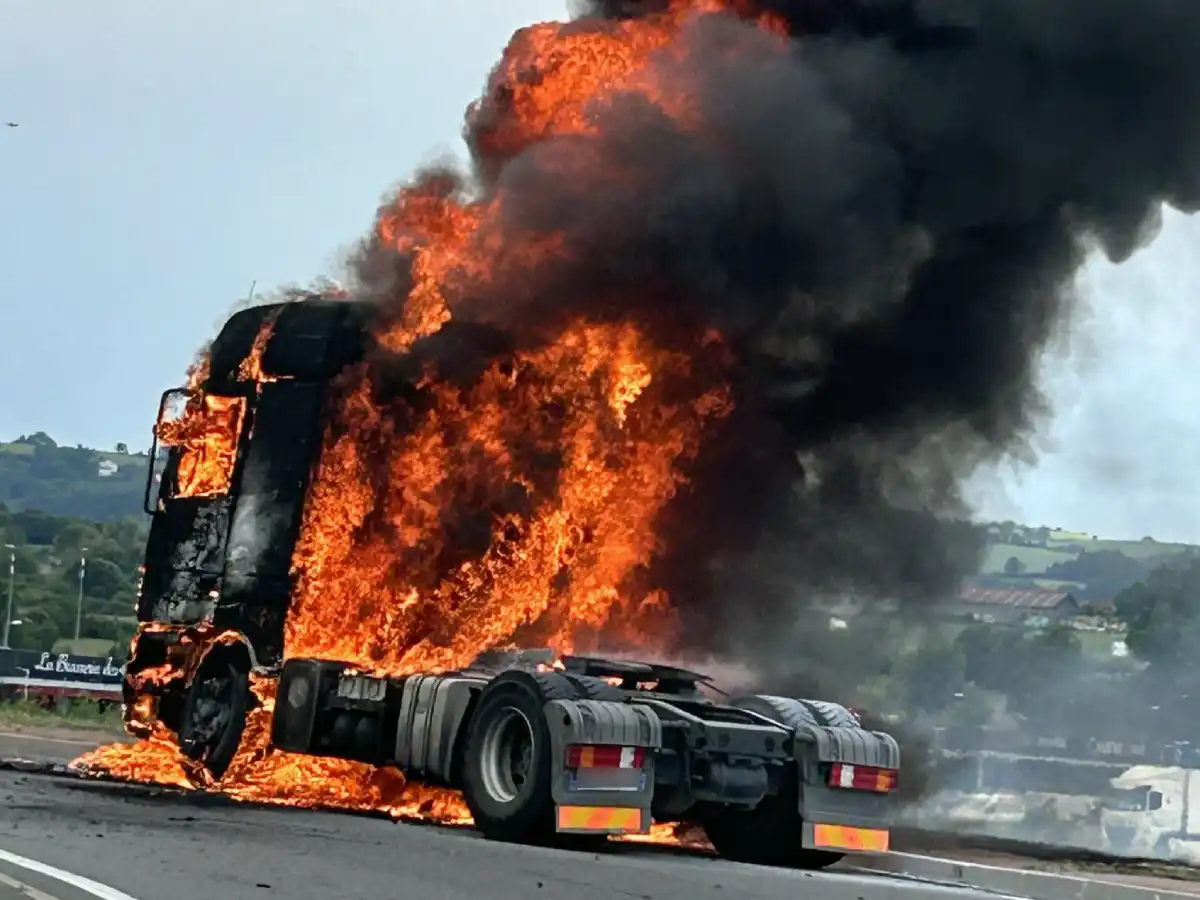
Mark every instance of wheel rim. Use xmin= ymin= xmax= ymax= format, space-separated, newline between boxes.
xmin=479 ymin=705 xmax=535 ymax=803
xmin=184 ymin=666 xmax=236 ymax=756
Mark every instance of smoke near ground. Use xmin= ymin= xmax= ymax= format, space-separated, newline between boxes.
xmin=340 ymin=0 xmax=1200 ymax=699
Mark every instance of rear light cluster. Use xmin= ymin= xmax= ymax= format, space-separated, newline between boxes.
xmin=565 ymin=743 xmax=646 ymax=769
xmin=828 ymin=762 xmax=898 ymax=793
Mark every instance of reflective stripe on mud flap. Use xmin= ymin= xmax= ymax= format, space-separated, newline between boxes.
xmin=807 ymin=822 xmax=891 ymax=853
xmin=556 ymin=804 xmax=648 ymax=833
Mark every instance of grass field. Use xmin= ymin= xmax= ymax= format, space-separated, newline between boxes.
xmin=980 ymin=543 xmax=1079 ymax=575
xmin=0 ymin=698 xmax=124 ymax=733
xmin=1046 ymin=537 xmax=1198 ymax=560
xmin=1074 ymin=629 xmax=1129 ymax=659
xmin=981 ymin=537 xmax=1198 ymax=575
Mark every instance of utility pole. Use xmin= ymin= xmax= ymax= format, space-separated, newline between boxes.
xmin=2 ymin=544 xmax=14 ymax=649
xmin=74 ymin=547 xmax=88 ymax=641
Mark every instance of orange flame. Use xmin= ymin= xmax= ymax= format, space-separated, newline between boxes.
xmin=155 ymin=394 xmax=245 ymax=499
xmin=236 ymin=308 xmax=283 ymax=383
xmin=78 ymin=0 xmax=786 ymax=848
xmin=285 ymin=320 xmax=731 ymax=675
xmin=76 ymin=677 xmax=709 ymax=846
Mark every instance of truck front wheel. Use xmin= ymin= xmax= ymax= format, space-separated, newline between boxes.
xmin=177 ymin=648 xmax=251 ymax=781
xmin=460 ymin=670 xmax=577 ymax=844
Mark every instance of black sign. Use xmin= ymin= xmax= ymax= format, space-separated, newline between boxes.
xmin=0 ymin=648 xmax=123 ymax=685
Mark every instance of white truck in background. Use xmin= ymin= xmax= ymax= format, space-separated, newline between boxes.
xmin=897 ymin=750 xmax=1200 ymax=864
xmin=1100 ymin=760 xmax=1200 ymax=862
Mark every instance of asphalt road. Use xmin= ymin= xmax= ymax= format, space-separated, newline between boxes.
xmin=0 ymin=730 xmax=122 ymax=766
xmin=0 ymin=770 xmax=1032 ymax=900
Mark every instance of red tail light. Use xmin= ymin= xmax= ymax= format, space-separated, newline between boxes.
xmin=828 ymin=762 xmax=898 ymax=793
xmin=565 ymin=744 xmax=646 ymax=769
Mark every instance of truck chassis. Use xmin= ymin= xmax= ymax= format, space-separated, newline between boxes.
xmin=264 ymin=648 xmax=900 ymax=867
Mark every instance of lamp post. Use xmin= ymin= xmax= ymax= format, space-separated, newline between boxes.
xmin=74 ymin=547 xmax=88 ymax=641
xmin=2 ymin=543 xmax=14 ymax=649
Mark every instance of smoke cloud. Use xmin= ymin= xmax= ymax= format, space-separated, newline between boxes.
xmin=345 ymin=0 xmax=1200 ymax=680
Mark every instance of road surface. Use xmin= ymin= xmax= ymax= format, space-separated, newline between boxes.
xmin=0 ymin=729 xmax=125 ymax=765
xmin=0 ymin=769 xmax=1031 ymax=900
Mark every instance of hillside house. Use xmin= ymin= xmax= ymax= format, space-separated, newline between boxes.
xmin=953 ymin=586 xmax=1080 ymax=625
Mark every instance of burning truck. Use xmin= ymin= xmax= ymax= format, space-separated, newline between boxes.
xmin=75 ymin=0 xmax=1200 ymax=863
xmin=113 ymin=296 xmax=903 ymax=868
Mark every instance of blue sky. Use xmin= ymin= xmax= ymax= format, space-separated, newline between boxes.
xmin=3 ymin=1 xmax=1198 ymax=541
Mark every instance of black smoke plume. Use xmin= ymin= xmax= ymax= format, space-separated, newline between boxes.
xmin=350 ymin=0 xmax=1200 ymax=680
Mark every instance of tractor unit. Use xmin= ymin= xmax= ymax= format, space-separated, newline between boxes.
xmin=123 ymin=298 xmax=902 ymax=868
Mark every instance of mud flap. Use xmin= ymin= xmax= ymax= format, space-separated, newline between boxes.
xmin=795 ymin=724 xmax=900 ymax=853
xmin=544 ymin=699 xmax=662 ymax=835
xmin=798 ymin=725 xmax=901 ymax=770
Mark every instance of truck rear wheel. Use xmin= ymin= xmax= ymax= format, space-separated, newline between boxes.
xmin=177 ymin=648 xmax=251 ymax=781
xmin=702 ymin=695 xmax=842 ymax=870
xmin=801 ymin=699 xmax=859 ymax=729
xmin=461 ymin=670 xmax=577 ymax=844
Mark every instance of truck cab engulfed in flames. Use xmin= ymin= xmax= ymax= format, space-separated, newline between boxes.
xmin=121 ymin=297 xmax=903 ymax=868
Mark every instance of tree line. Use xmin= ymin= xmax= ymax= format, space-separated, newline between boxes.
xmin=842 ymin=554 xmax=1200 ymax=739
xmin=0 ymin=502 xmax=147 ymax=655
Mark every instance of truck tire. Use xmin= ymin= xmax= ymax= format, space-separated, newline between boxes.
xmin=563 ymin=673 xmax=624 ymax=702
xmin=800 ymin=699 xmax=859 ymax=729
xmin=177 ymin=648 xmax=251 ymax=781
xmin=702 ymin=695 xmax=842 ymax=870
xmin=461 ymin=670 xmax=578 ymax=844
xmin=733 ymin=694 xmax=820 ymax=731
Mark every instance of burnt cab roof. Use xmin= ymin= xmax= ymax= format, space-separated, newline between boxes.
xmin=206 ymin=299 xmax=370 ymax=391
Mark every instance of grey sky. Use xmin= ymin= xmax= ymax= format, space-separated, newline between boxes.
xmin=3 ymin=1 xmax=1196 ymax=541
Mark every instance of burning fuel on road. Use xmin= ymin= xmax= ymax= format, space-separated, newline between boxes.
xmin=74 ymin=0 xmax=1200 ymax=835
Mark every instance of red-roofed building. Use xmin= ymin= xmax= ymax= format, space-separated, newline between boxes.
xmin=954 ymin=586 xmax=1080 ymax=623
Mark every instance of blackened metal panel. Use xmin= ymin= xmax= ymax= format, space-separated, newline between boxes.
xmin=137 ymin=496 xmax=231 ymax=624
xmin=214 ymin=604 xmax=288 ymax=666
xmin=261 ymin=301 xmax=367 ymax=381
xmin=218 ymin=380 xmax=329 ymax=665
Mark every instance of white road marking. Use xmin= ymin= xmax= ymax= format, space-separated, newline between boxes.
xmin=0 ymin=870 xmax=60 ymax=900
xmin=0 ymin=849 xmax=140 ymax=900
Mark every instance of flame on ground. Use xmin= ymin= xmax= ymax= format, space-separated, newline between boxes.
xmin=72 ymin=681 xmax=710 ymax=850
xmin=76 ymin=0 xmax=780 ymax=847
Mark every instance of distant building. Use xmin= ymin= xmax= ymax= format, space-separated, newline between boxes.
xmin=97 ymin=460 xmax=118 ymax=477
xmin=953 ymin=586 xmax=1080 ymax=624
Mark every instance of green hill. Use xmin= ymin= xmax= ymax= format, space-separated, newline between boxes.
xmin=980 ymin=543 xmax=1078 ymax=575
xmin=0 ymin=432 xmax=148 ymax=522
xmin=976 ymin=530 xmax=1200 ymax=603
xmin=0 ymin=502 xmax=146 ymax=653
